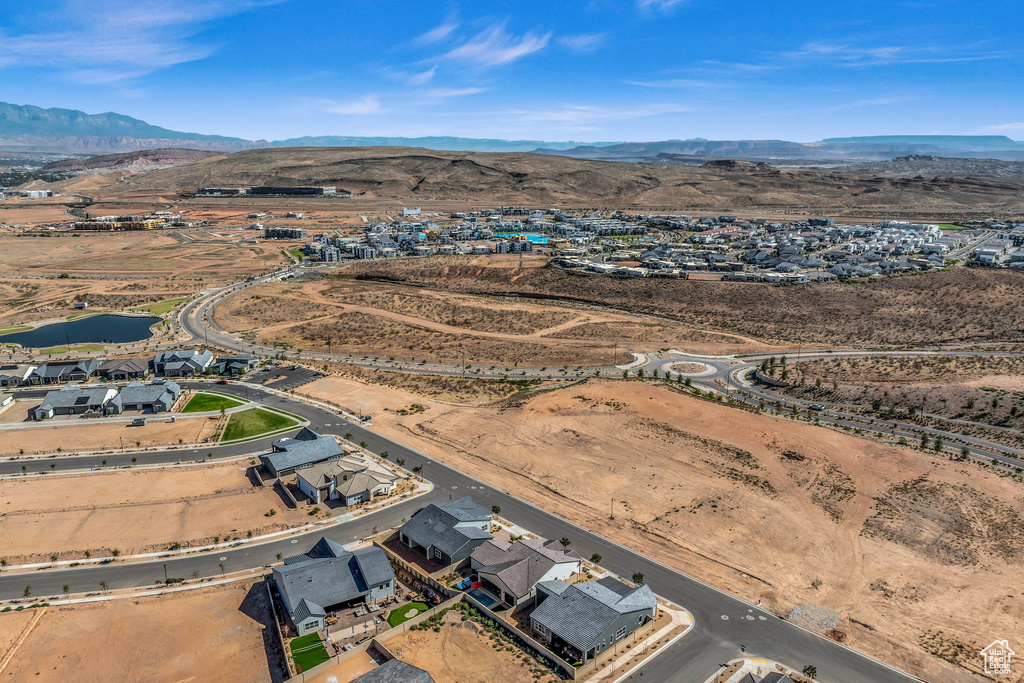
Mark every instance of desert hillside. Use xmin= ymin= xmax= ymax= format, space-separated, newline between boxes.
xmin=49 ymin=146 xmax=1024 ymax=210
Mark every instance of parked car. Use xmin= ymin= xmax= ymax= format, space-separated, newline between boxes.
xmin=808 ymin=404 xmax=824 ymax=411
xmin=216 ymin=380 xmax=229 ymax=385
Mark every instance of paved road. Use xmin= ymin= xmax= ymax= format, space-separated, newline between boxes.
xmin=0 ymin=381 xmax=919 ymax=683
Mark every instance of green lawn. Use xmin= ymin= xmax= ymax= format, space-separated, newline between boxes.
xmin=0 ymin=325 xmax=32 ymax=336
xmin=131 ymin=296 xmax=192 ymax=315
xmin=40 ymin=343 xmax=105 ymax=354
xmin=222 ymin=407 xmax=302 ymax=442
xmin=938 ymin=223 xmax=970 ymax=231
xmin=387 ymin=601 xmax=429 ymax=628
xmin=66 ymin=311 xmax=104 ymax=321
xmin=181 ymin=392 xmax=245 ymax=413
xmin=289 ymin=633 xmax=330 ymax=673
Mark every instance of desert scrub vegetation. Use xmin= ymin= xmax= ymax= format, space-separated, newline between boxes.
xmin=345 ymin=260 xmax=1024 ymax=347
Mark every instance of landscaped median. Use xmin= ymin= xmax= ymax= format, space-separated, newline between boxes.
xmin=220 ymin=407 xmax=305 ymax=443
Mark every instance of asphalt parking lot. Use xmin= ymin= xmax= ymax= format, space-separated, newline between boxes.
xmin=249 ymin=365 xmax=323 ymax=390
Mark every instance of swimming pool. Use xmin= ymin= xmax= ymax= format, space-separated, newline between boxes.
xmin=467 ymin=588 xmax=497 ymax=607
xmin=495 ymin=233 xmax=549 ymax=244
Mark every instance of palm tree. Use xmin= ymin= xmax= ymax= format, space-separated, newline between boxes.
xmin=559 ymin=537 xmax=571 ymax=549
xmin=111 ymin=549 xmax=121 ymax=559
xmin=49 ymin=553 xmax=58 ymax=565
xmin=23 ymin=585 xmax=32 ymax=598
xmin=0 ymin=558 xmax=6 ymax=572
xmin=62 ymin=585 xmax=71 ymax=602
xmin=99 ymin=580 xmax=108 ymax=593
xmin=191 ymin=570 xmax=201 ymax=581
xmin=631 ymin=572 xmax=645 ymax=585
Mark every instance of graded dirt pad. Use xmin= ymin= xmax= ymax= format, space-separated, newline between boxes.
xmin=213 ymin=277 xmax=776 ymax=363
xmin=303 ymin=369 xmax=521 ymax=406
xmin=0 ymin=581 xmax=279 ymax=682
xmin=0 ymin=461 xmax=305 ymax=563
xmin=307 ymin=373 xmax=1023 ymax=682
xmin=0 ymin=415 xmax=219 ymax=455
xmin=344 ymin=257 xmax=1024 ymax=347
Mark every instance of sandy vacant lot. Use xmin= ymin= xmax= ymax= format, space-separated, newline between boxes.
xmin=0 ymin=580 xmax=280 ymax=682
xmin=0 ymin=413 xmax=219 ymax=455
xmin=307 ymin=374 xmax=1024 ymax=683
xmin=0 ymin=461 xmax=305 ymax=564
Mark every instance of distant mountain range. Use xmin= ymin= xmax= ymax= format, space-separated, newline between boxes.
xmin=2 ymin=101 xmax=1023 ymax=161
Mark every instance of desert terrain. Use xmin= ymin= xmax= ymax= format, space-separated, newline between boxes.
xmin=0 ymin=461 xmax=304 ymax=564
xmin=0 ymin=580 xmax=281 ymax=682
xmin=302 ymin=373 xmax=1024 ymax=682
xmin=343 ymin=257 xmax=1024 ymax=347
xmin=43 ymin=147 xmax=1024 ymax=213
xmin=213 ymin=275 xmax=779 ymax=366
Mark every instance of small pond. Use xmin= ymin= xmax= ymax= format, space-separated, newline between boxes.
xmin=0 ymin=314 xmax=162 ymax=348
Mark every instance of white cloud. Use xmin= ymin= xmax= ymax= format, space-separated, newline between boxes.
xmin=415 ymin=18 xmax=460 ymax=45
xmin=317 ymin=96 xmax=382 ymax=115
xmin=509 ymin=102 xmax=690 ymax=124
xmin=629 ymin=78 xmax=722 ymax=88
xmin=422 ymin=87 xmax=488 ymax=99
xmin=558 ymin=33 xmax=606 ymax=53
xmin=636 ymin=0 xmax=690 ymax=12
xmin=778 ymin=42 xmax=1010 ymax=67
xmin=0 ymin=0 xmax=281 ymax=83
xmin=439 ymin=23 xmax=551 ymax=68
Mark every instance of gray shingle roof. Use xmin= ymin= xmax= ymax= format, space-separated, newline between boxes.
xmin=399 ymin=497 xmax=492 ymax=557
xmin=33 ymin=359 xmax=102 ymax=379
xmin=352 ymin=659 xmax=436 ymax=683
xmin=530 ymin=578 xmax=657 ymax=652
xmin=260 ymin=433 xmax=345 ymax=473
xmin=117 ymin=380 xmax=180 ymax=406
xmin=98 ymin=358 xmax=148 ymax=375
xmin=38 ymin=385 xmax=116 ymax=410
xmin=471 ymin=538 xmax=580 ymax=599
xmin=274 ymin=542 xmax=394 ymax=621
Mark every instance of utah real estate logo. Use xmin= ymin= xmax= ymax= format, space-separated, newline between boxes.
xmin=980 ymin=640 xmax=1015 ymax=676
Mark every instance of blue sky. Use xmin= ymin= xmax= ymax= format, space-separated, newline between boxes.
xmin=1 ymin=0 xmax=1022 ymax=142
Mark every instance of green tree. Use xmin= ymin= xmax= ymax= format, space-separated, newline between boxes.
xmin=933 ymin=437 xmax=943 ymax=452
xmin=589 ymin=553 xmax=602 ymax=564
xmin=62 ymin=584 xmax=71 ymax=602
xmin=491 ymin=505 xmax=501 ymax=515
xmin=99 ymin=580 xmax=108 ymax=593
xmin=920 ymin=434 xmax=929 ymax=450
xmin=111 ymin=548 xmax=121 ymax=559
xmin=23 ymin=585 xmax=32 ymax=598
xmin=559 ymin=537 xmax=571 ymax=548
xmin=631 ymin=572 xmax=645 ymax=585
xmin=802 ymin=665 xmax=818 ymax=679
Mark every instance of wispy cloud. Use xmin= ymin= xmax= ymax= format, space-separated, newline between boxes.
xmin=778 ymin=42 xmax=1011 ymax=67
xmin=315 ymin=96 xmax=382 ymax=115
xmin=636 ymin=0 xmax=690 ymax=12
xmin=558 ymin=33 xmax=606 ymax=53
xmin=509 ymin=102 xmax=690 ymax=125
xmin=415 ymin=16 xmax=460 ymax=45
xmin=408 ymin=66 xmax=438 ymax=85
xmin=629 ymin=77 xmax=723 ymax=88
xmin=422 ymin=87 xmax=489 ymax=100
xmin=439 ymin=23 xmax=552 ymax=68
xmin=0 ymin=0 xmax=281 ymax=82
xmin=978 ymin=122 xmax=1024 ymax=136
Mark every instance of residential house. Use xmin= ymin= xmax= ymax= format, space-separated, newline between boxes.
xmin=296 ymin=454 xmax=399 ymax=505
xmin=31 ymin=385 xmax=119 ymax=420
xmin=352 ymin=660 xmax=435 ymax=683
xmin=530 ymin=577 xmax=657 ymax=665
xmin=151 ymin=349 xmax=214 ymax=377
xmin=97 ymin=358 xmax=149 ymax=381
xmin=28 ymin=359 xmax=103 ymax=385
xmin=111 ymin=380 xmax=181 ymax=413
xmin=398 ymin=497 xmax=493 ymax=567
xmin=209 ymin=355 xmax=258 ymax=375
xmin=469 ymin=538 xmax=581 ymax=608
xmin=259 ymin=428 xmax=347 ymax=478
xmin=273 ymin=538 xmax=395 ymax=636
xmin=0 ymin=363 xmax=35 ymax=387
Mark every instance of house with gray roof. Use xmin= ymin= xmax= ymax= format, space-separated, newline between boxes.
xmin=398 ymin=497 xmax=493 ymax=567
xmin=111 ymin=380 xmax=181 ymax=413
xmin=0 ymin=363 xmax=35 ymax=387
xmin=469 ymin=538 xmax=581 ymax=608
xmin=273 ymin=538 xmax=395 ymax=636
xmin=31 ymin=385 xmax=119 ymax=420
xmin=296 ymin=454 xmax=398 ymax=506
xmin=27 ymin=359 xmax=103 ymax=385
xmin=530 ymin=576 xmax=657 ymax=665
xmin=97 ymin=358 xmax=148 ymax=381
xmin=259 ymin=428 xmax=347 ymax=478
xmin=151 ymin=349 xmax=214 ymax=377
xmin=209 ymin=355 xmax=258 ymax=375
xmin=352 ymin=659 xmax=435 ymax=683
